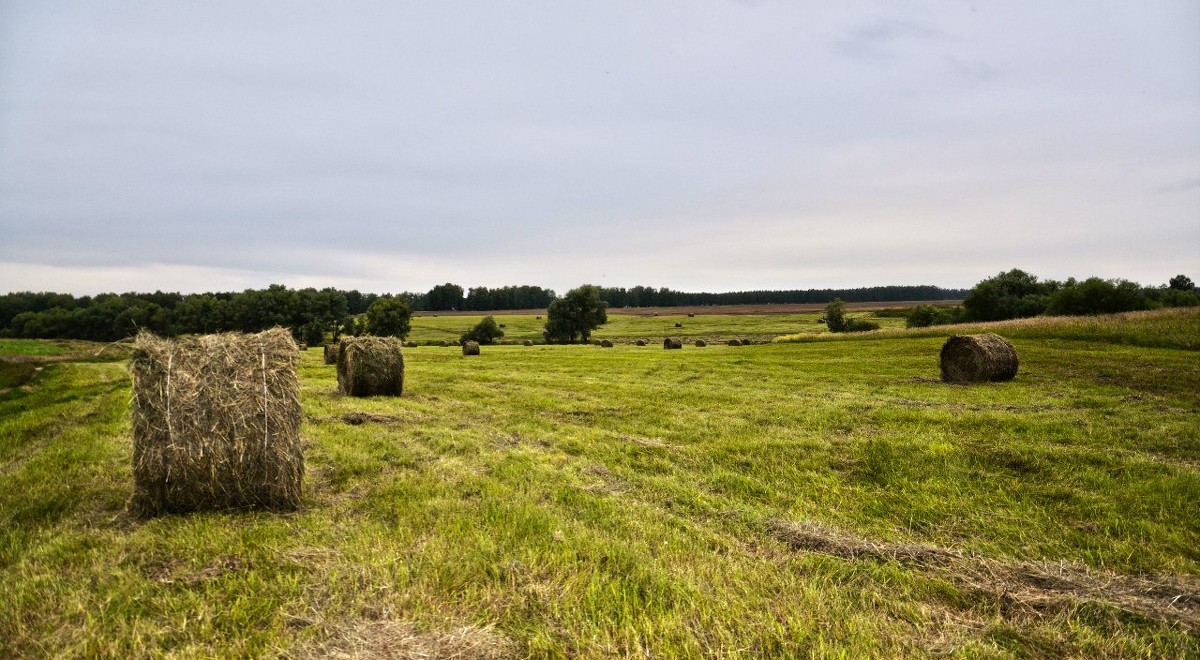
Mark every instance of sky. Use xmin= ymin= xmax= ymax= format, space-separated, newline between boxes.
xmin=1 ymin=1 xmax=1197 ymax=297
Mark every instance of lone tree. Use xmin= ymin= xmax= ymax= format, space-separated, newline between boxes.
xmin=543 ymin=285 xmax=608 ymax=344
xmin=461 ymin=315 xmax=504 ymax=345
xmin=365 ymin=297 xmax=412 ymax=339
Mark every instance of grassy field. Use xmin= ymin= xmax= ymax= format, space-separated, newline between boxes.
xmin=409 ymin=309 xmax=900 ymax=345
xmin=2 ymin=309 xmax=1198 ymax=657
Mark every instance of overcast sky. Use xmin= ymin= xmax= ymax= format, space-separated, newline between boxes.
xmin=1 ymin=1 xmax=1197 ymax=296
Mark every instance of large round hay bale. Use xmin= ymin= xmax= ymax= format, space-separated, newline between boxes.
xmin=523 ymin=339 xmax=533 ymax=346
xmin=695 ymin=339 xmax=707 ymax=347
xmin=463 ymin=340 xmax=481 ymax=356
xmin=323 ymin=342 xmax=339 ymax=365
xmin=664 ymin=338 xmax=683 ymax=350
xmin=129 ymin=328 xmax=303 ymax=517
xmin=636 ymin=339 xmax=647 ymax=346
xmin=439 ymin=340 xmax=449 ymax=347
xmin=940 ymin=334 xmax=1018 ymax=384
xmin=687 ymin=313 xmax=695 ymax=318
xmin=728 ymin=339 xmax=742 ymax=346
xmin=674 ymin=322 xmax=683 ymax=328
xmin=601 ymin=339 xmax=614 ymax=348
xmin=338 ymin=337 xmax=405 ymax=397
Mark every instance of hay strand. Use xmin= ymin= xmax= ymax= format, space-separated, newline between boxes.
xmin=129 ymin=328 xmax=303 ymax=517
xmin=940 ymin=333 xmax=1018 ymax=383
xmin=337 ymin=337 xmax=405 ymax=397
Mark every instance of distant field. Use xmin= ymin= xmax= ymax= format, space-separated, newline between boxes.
xmin=409 ymin=308 xmax=904 ymax=345
xmin=412 ymin=300 xmax=962 ymax=318
xmin=1 ymin=308 xmax=1197 ymax=657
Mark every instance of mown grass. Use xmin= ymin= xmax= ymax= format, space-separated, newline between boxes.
xmin=1 ymin=312 xmax=1198 ymax=657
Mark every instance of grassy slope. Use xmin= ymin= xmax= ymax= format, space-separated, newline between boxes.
xmin=1 ymin=310 xmax=1198 ymax=657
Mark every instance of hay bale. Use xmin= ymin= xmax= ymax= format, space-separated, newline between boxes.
xmin=298 ymin=342 xmax=307 ymax=352
xmin=695 ymin=339 xmax=707 ymax=347
xmin=522 ymin=339 xmax=533 ymax=346
xmin=728 ymin=339 xmax=742 ymax=346
xmin=687 ymin=313 xmax=695 ymax=318
xmin=337 ymin=337 xmax=405 ymax=397
xmin=463 ymin=340 xmax=480 ymax=356
xmin=129 ymin=328 xmax=303 ymax=517
xmin=323 ymin=342 xmax=339 ymax=365
xmin=741 ymin=338 xmax=752 ymax=345
xmin=601 ymin=339 xmax=614 ymax=348
xmin=439 ymin=340 xmax=449 ymax=347
xmin=664 ymin=338 xmax=683 ymax=350
xmin=940 ymin=333 xmax=1018 ymax=384
xmin=674 ymin=322 xmax=683 ymax=328
xmin=636 ymin=339 xmax=647 ymax=346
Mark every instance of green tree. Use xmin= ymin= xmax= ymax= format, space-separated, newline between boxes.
xmin=461 ymin=316 xmax=505 ymax=345
xmin=426 ymin=283 xmax=465 ymax=311
xmin=1046 ymin=278 xmax=1148 ymax=316
xmin=543 ymin=285 xmax=608 ymax=344
xmin=1169 ymin=274 xmax=1195 ymax=292
xmin=905 ymin=304 xmax=961 ymax=328
xmin=365 ymin=297 xmax=412 ymax=338
xmin=962 ymin=269 xmax=1058 ymax=321
xmin=824 ymin=298 xmax=879 ymax=333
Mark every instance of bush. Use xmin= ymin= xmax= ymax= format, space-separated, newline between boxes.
xmin=906 ymin=305 xmax=962 ymax=328
xmin=1046 ymin=278 xmax=1148 ymax=316
xmin=461 ymin=316 xmax=505 ymax=345
xmin=365 ymin=297 xmax=412 ymax=338
xmin=824 ymin=299 xmax=880 ymax=333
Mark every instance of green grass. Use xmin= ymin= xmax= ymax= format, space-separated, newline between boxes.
xmin=410 ymin=310 xmax=900 ymax=345
xmin=2 ymin=310 xmax=1198 ymax=657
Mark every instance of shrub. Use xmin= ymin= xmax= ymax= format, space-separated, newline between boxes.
xmin=825 ymin=299 xmax=880 ymax=333
xmin=461 ymin=316 xmax=505 ymax=345
xmin=906 ymin=305 xmax=962 ymax=328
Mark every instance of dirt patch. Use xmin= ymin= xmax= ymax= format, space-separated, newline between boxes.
xmin=295 ymin=620 xmax=517 ymax=659
xmin=766 ymin=519 xmax=1200 ymax=630
xmin=341 ymin=412 xmax=406 ymax=426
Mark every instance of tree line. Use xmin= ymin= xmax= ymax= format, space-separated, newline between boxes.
xmin=0 ymin=281 xmax=969 ymax=342
xmin=905 ymin=271 xmax=1198 ymax=328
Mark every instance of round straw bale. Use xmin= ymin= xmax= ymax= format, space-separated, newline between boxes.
xmin=439 ymin=340 xmax=449 ymax=347
xmin=323 ymin=342 xmax=339 ymax=365
xmin=695 ymin=339 xmax=707 ymax=347
xmin=601 ymin=339 xmax=614 ymax=348
xmin=128 ymin=328 xmax=304 ymax=517
xmin=674 ymin=322 xmax=682 ymax=328
xmin=338 ymin=337 xmax=405 ymax=397
xmin=664 ymin=338 xmax=683 ymax=349
xmin=687 ymin=313 xmax=695 ymax=318
xmin=741 ymin=338 xmax=752 ymax=345
xmin=522 ymin=339 xmax=533 ymax=346
xmin=939 ymin=333 xmax=1018 ymax=384
xmin=463 ymin=340 xmax=481 ymax=356
xmin=298 ymin=342 xmax=307 ymax=352
xmin=636 ymin=339 xmax=647 ymax=346
xmin=728 ymin=339 xmax=742 ymax=346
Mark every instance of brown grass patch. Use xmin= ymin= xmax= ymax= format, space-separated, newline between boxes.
xmin=766 ymin=519 xmax=1200 ymax=630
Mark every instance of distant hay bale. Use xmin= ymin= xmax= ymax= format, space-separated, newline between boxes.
xmin=601 ymin=339 xmax=614 ymax=348
xmin=522 ymin=339 xmax=533 ymax=346
xmin=674 ymin=322 xmax=683 ymax=328
xmin=939 ymin=334 xmax=1018 ymax=384
xmin=128 ymin=328 xmax=303 ymax=518
xmin=728 ymin=339 xmax=742 ymax=346
xmin=404 ymin=341 xmax=418 ymax=348
xmin=695 ymin=339 xmax=707 ymax=347
xmin=636 ymin=339 xmax=647 ymax=346
xmin=439 ymin=340 xmax=449 ymax=347
xmin=298 ymin=342 xmax=307 ymax=352
xmin=687 ymin=313 xmax=695 ymax=318
xmin=463 ymin=341 xmax=480 ymax=356
xmin=741 ymin=338 xmax=752 ymax=345
xmin=323 ymin=343 xmax=339 ymax=365
xmin=664 ymin=338 xmax=683 ymax=350
xmin=337 ymin=337 xmax=405 ymax=397
xmin=499 ymin=323 xmax=506 ymax=328
xmin=536 ymin=316 xmax=542 ymax=320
